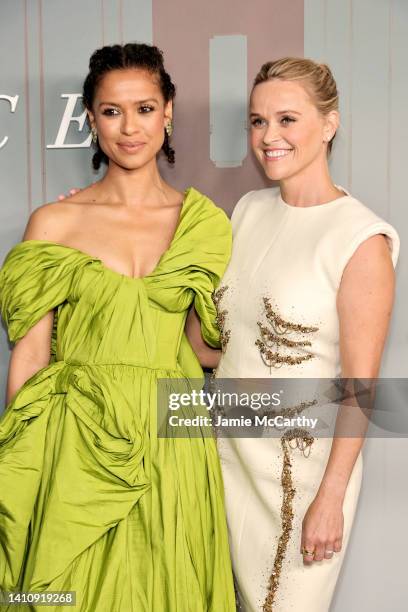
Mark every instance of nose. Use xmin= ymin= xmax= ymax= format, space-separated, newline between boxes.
xmin=121 ymin=111 xmax=141 ymax=135
xmin=262 ymin=122 xmax=281 ymax=146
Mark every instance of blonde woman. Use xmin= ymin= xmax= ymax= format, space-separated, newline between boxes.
xmin=187 ymin=58 xmax=399 ymax=611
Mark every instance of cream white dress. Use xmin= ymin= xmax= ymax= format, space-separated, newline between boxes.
xmin=214 ymin=187 xmax=399 ymax=611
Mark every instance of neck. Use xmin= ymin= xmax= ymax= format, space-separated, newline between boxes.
xmin=279 ymin=156 xmax=343 ymax=207
xmin=96 ymin=158 xmax=169 ymax=208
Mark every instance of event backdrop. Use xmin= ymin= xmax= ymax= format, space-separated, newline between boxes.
xmin=0 ymin=1 xmax=407 ymax=610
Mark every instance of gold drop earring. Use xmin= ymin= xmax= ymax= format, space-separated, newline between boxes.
xmin=165 ymin=121 xmax=173 ymax=137
xmin=91 ymin=127 xmax=98 ymax=143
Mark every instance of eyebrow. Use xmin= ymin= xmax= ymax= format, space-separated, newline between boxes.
xmin=249 ymin=109 xmax=302 ymax=117
xmin=98 ymin=98 xmax=159 ymax=107
xmin=277 ymin=109 xmax=301 ymax=115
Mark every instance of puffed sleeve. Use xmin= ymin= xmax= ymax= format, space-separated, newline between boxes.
xmin=0 ymin=241 xmax=90 ymax=343
xmin=189 ymin=203 xmax=232 ymax=348
xmin=142 ymin=188 xmax=232 ymax=347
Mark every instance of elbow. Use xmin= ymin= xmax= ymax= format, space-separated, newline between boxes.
xmin=195 ymin=345 xmax=221 ymax=369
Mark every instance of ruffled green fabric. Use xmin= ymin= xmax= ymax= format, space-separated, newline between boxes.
xmin=0 ymin=187 xmax=234 ymax=611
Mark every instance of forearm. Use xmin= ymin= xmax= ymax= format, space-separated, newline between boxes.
xmin=317 ymin=436 xmax=364 ymax=502
xmin=317 ymin=385 xmax=370 ymax=501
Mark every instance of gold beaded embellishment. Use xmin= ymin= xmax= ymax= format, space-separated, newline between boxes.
xmin=257 ymin=399 xmax=317 ymax=435
xmin=212 ymin=285 xmax=231 ymax=353
xmin=263 ymin=428 xmax=315 ymax=612
xmin=256 ymin=297 xmax=319 ymax=370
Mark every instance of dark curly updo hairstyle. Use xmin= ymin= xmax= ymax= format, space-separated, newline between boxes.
xmin=82 ymin=43 xmax=176 ymax=170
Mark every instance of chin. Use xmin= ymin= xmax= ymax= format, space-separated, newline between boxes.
xmin=261 ymin=157 xmax=306 ymax=182
xmin=111 ymin=154 xmax=150 ymax=171
xmin=262 ymin=164 xmax=291 ymax=182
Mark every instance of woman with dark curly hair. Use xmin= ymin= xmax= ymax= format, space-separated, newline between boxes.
xmin=0 ymin=43 xmax=235 ymax=611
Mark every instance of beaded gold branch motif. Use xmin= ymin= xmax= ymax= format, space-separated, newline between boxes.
xmin=256 ymin=297 xmax=319 ymax=370
xmin=212 ymin=285 xmax=231 ymax=353
xmin=263 ymin=428 xmax=315 ymax=612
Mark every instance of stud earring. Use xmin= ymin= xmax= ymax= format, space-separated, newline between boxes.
xmin=165 ymin=121 xmax=173 ymax=137
xmin=91 ymin=127 xmax=98 ymax=143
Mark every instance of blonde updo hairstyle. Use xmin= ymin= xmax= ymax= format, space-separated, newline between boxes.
xmin=252 ymin=57 xmax=339 ymax=154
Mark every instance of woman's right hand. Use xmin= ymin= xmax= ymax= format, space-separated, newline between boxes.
xmin=57 ymin=188 xmax=81 ymax=201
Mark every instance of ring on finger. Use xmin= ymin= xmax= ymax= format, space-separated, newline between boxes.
xmin=301 ymin=547 xmax=315 ymax=557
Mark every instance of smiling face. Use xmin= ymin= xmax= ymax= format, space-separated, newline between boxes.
xmin=250 ymin=78 xmax=338 ymax=183
xmin=87 ymin=68 xmax=172 ymax=171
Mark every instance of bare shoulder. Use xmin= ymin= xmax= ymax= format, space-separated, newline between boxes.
xmin=23 ymin=201 xmax=72 ymax=241
xmin=23 ymin=184 xmax=97 ymax=241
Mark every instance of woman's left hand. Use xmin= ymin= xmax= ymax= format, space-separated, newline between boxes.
xmin=300 ymin=492 xmax=344 ymax=564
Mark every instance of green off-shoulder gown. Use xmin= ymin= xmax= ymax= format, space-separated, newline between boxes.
xmin=0 ymin=187 xmax=236 ymax=612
